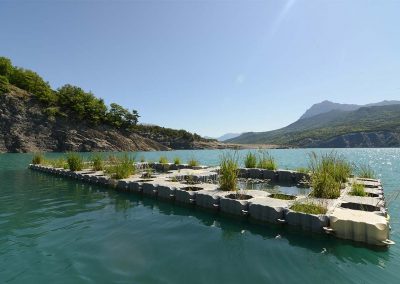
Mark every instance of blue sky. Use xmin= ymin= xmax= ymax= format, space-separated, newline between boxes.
xmin=0 ymin=0 xmax=399 ymax=137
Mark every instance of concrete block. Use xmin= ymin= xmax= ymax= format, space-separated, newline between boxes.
xmin=142 ymin=182 xmax=158 ymax=197
xmin=248 ymin=168 xmax=262 ymax=179
xmin=175 ymin=186 xmax=201 ymax=204
xmin=329 ymin=208 xmax=390 ymax=246
xmin=285 ymin=210 xmax=329 ymax=232
xmin=277 ymin=170 xmax=295 ymax=183
xmin=158 ymin=185 xmax=176 ymax=200
xmin=249 ymin=197 xmax=289 ymax=223
xmin=196 ymin=190 xmax=222 ymax=210
xmin=262 ymin=170 xmax=278 ymax=181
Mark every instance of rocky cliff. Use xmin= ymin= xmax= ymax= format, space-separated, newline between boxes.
xmin=0 ymin=87 xmax=228 ymax=153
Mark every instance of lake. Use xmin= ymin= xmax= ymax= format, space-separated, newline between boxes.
xmin=1 ymin=148 xmax=399 ymax=283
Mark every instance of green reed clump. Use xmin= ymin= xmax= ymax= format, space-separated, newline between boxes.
xmin=244 ymin=152 xmax=257 ymax=168
xmin=106 ymin=154 xmax=136 ymax=179
xmin=51 ymin=158 xmax=68 ymax=169
xmin=32 ymin=153 xmax=45 ymax=165
xmin=159 ymin=156 xmax=169 ymax=164
xmin=140 ymin=156 xmax=146 ymax=163
xmin=91 ymin=154 xmax=104 ymax=171
xmin=291 ymin=201 xmax=327 ymax=215
xmin=66 ymin=153 xmax=84 ymax=171
xmin=188 ymin=157 xmax=199 ymax=167
xmin=219 ymin=152 xmax=239 ymax=191
xmin=257 ymin=151 xmax=277 ymax=170
xmin=173 ymin=157 xmax=181 ymax=165
xmin=357 ymin=164 xmax=376 ymax=179
xmin=308 ymin=152 xmax=352 ymax=199
xmin=350 ymin=183 xmax=366 ymax=197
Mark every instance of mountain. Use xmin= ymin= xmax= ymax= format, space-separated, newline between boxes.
xmin=217 ymin=133 xmax=242 ymax=141
xmin=300 ymin=100 xmax=400 ymax=120
xmin=0 ymin=57 xmax=232 ymax=153
xmin=227 ymin=102 xmax=400 ymax=147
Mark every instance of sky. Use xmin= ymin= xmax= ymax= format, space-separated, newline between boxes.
xmin=0 ymin=0 xmax=399 ymax=137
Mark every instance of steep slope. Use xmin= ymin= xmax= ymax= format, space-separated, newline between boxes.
xmin=0 ymin=86 xmax=229 ymax=152
xmin=227 ymin=105 xmax=400 ymax=147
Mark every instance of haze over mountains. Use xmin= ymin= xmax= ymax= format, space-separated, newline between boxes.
xmin=227 ymin=100 xmax=400 ymax=147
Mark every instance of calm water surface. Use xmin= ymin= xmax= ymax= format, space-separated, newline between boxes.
xmin=1 ymin=148 xmax=399 ymax=283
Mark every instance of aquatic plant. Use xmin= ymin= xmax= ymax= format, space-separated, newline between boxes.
xmin=32 ymin=153 xmax=45 ymax=165
xmin=350 ymin=183 xmax=366 ymax=197
xmin=291 ymin=201 xmax=327 ymax=215
xmin=106 ymin=154 xmax=136 ymax=179
xmin=91 ymin=154 xmax=104 ymax=171
xmin=66 ymin=153 xmax=84 ymax=171
xmin=270 ymin=193 xmax=296 ymax=200
xmin=173 ymin=157 xmax=181 ymax=165
xmin=308 ymin=152 xmax=352 ymax=199
xmin=141 ymin=166 xmax=154 ymax=179
xmin=51 ymin=157 xmax=68 ymax=169
xmin=257 ymin=151 xmax=277 ymax=170
xmin=188 ymin=157 xmax=199 ymax=167
xmin=244 ymin=152 xmax=257 ymax=168
xmin=357 ymin=164 xmax=376 ymax=179
xmin=219 ymin=152 xmax=239 ymax=191
xmin=159 ymin=156 xmax=169 ymax=164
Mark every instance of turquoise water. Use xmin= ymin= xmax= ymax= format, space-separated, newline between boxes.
xmin=1 ymin=149 xmax=399 ymax=283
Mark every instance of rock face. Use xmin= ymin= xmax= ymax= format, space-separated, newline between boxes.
xmin=0 ymin=89 xmax=229 ymax=153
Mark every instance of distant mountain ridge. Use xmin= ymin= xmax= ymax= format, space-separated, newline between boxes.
xmin=300 ymin=100 xmax=400 ymax=120
xmin=227 ymin=100 xmax=400 ymax=147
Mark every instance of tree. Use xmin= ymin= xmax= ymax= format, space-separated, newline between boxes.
xmin=0 ymin=57 xmax=12 ymax=77
xmin=107 ymin=103 xmax=140 ymax=129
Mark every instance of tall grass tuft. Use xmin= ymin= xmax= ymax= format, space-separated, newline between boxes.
xmin=244 ymin=152 xmax=257 ymax=168
xmin=66 ymin=153 xmax=84 ymax=171
xmin=173 ymin=157 xmax=181 ymax=165
xmin=257 ymin=151 xmax=277 ymax=170
xmin=32 ymin=153 xmax=45 ymax=165
xmin=159 ymin=156 xmax=169 ymax=164
xmin=219 ymin=152 xmax=239 ymax=191
xmin=188 ymin=157 xmax=199 ymax=167
xmin=357 ymin=164 xmax=376 ymax=179
xmin=350 ymin=183 xmax=366 ymax=197
xmin=51 ymin=158 xmax=68 ymax=169
xmin=308 ymin=152 xmax=352 ymax=199
xmin=106 ymin=154 xmax=136 ymax=180
xmin=91 ymin=154 xmax=104 ymax=171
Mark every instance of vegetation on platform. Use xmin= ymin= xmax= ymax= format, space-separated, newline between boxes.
xmin=350 ymin=183 xmax=367 ymax=197
xmin=219 ymin=152 xmax=239 ymax=191
xmin=244 ymin=152 xmax=257 ymax=168
xmin=291 ymin=201 xmax=327 ymax=215
xmin=308 ymin=152 xmax=352 ymax=199
xmin=66 ymin=153 xmax=84 ymax=171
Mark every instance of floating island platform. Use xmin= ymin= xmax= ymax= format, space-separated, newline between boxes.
xmin=29 ymin=162 xmax=394 ymax=247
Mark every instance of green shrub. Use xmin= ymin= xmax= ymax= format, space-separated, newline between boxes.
xmin=350 ymin=183 xmax=366 ymax=197
xmin=188 ymin=157 xmax=199 ymax=167
xmin=66 ymin=153 xmax=84 ymax=171
xmin=0 ymin=75 xmax=10 ymax=94
xmin=308 ymin=152 xmax=352 ymax=199
xmin=105 ymin=155 xmax=135 ymax=179
xmin=257 ymin=151 xmax=277 ymax=170
xmin=91 ymin=154 xmax=104 ymax=171
xmin=244 ymin=152 xmax=257 ymax=168
xmin=140 ymin=156 xmax=146 ymax=163
xmin=291 ymin=202 xmax=327 ymax=215
xmin=173 ymin=157 xmax=181 ymax=165
xmin=357 ymin=164 xmax=376 ymax=179
xmin=159 ymin=156 xmax=168 ymax=164
xmin=0 ymin=57 xmax=13 ymax=77
xmin=219 ymin=152 xmax=239 ymax=191
xmin=32 ymin=153 xmax=45 ymax=165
